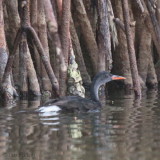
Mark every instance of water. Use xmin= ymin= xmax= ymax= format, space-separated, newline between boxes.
xmin=0 ymin=90 xmax=160 ymax=160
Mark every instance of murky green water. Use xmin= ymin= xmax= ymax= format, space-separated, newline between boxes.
xmin=0 ymin=90 xmax=160 ymax=160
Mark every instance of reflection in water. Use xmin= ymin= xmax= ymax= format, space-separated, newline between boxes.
xmin=0 ymin=91 xmax=160 ymax=160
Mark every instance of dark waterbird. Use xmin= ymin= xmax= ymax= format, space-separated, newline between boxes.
xmin=39 ymin=71 xmax=126 ymax=113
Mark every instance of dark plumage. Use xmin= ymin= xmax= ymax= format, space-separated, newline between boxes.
xmin=40 ymin=71 xmax=125 ymax=112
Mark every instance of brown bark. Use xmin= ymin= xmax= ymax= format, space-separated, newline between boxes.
xmin=3 ymin=0 xmax=41 ymax=100
xmin=2 ymin=0 xmax=28 ymax=87
xmin=145 ymin=0 xmax=160 ymax=56
xmin=156 ymin=0 xmax=160 ymax=23
xmin=30 ymin=0 xmax=37 ymax=29
xmin=111 ymin=0 xmax=133 ymax=89
xmin=133 ymin=1 xmax=158 ymax=89
xmin=18 ymin=1 xmax=40 ymax=98
xmin=2 ymin=29 xmax=22 ymax=85
xmin=3 ymin=0 xmax=60 ymax=98
xmin=135 ymin=0 xmax=145 ymax=13
xmin=0 ymin=47 xmax=8 ymax=84
xmin=83 ymin=0 xmax=97 ymax=34
xmin=0 ymin=0 xmax=16 ymax=100
xmin=44 ymin=0 xmax=67 ymax=95
xmin=146 ymin=55 xmax=158 ymax=88
xmin=113 ymin=18 xmax=125 ymax=32
xmin=56 ymin=0 xmax=62 ymax=22
xmin=70 ymin=17 xmax=91 ymax=84
xmin=1 ymin=0 xmax=160 ymax=101
xmin=20 ymin=0 xmax=31 ymax=27
xmin=121 ymin=0 xmax=141 ymax=97
xmin=61 ymin=0 xmax=71 ymax=63
xmin=0 ymin=0 xmax=7 ymax=83
xmin=97 ymin=0 xmax=112 ymax=72
xmin=108 ymin=0 xmax=119 ymax=50
xmin=137 ymin=19 xmax=152 ymax=88
xmin=27 ymin=27 xmax=59 ymax=96
xmin=26 ymin=38 xmax=41 ymax=97
xmin=145 ymin=15 xmax=160 ymax=57
xmin=5 ymin=0 xmax=20 ymax=49
xmin=38 ymin=0 xmax=51 ymax=92
xmin=19 ymin=33 xmax=28 ymax=98
xmin=60 ymin=0 xmax=71 ymax=96
xmin=30 ymin=0 xmax=41 ymax=84
xmin=134 ymin=0 xmax=160 ymax=80
xmin=48 ymin=34 xmax=60 ymax=83
xmin=5 ymin=0 xmax=20 ymax=86
xmin=73 ymin=0 xmax=99 ymax=73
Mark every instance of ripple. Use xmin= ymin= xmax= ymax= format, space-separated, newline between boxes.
xmin=0 ymin=91 xmax=160 ymax=160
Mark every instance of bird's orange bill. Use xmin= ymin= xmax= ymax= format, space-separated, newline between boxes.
xmin=112 ymin=76 xmax=126 ymax=80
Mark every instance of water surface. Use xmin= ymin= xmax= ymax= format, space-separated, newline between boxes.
xmin=0 ymin=90 xmax=160 ymax=160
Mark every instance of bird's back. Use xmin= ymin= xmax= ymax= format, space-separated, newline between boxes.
xmin=44 ymin=96 xmax=101 ymax=112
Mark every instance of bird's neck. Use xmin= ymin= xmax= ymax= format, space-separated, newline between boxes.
xmin=90 ymin=80 xmax=101 ymax=102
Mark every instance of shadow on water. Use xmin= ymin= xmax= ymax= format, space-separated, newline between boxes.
xmin=0 ymin=90 xmax=160 ymax=160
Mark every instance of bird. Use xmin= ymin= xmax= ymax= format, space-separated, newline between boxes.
xmin=38 ymin=71 xmax=126 ymax=113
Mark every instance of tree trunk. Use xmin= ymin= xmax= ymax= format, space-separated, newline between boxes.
xmin=1 ymin=0 xmax=160 ymax=101
xmin=83 ymin=0 xmax=97 ymax=34
xmin=0 ymin=0 xmax=7 ymax=83
xmin=145 ymin=0 xmax=160 ymax=56
xmin=2 ymin=29 xmax=22 ymax=87
xmin=70 ymin=17 xmax=91 ymax=85
xmin=136 ymin=19 xmax=152 ymax=88
xmin=19 ymin=33 xmax=28 ymax=98
xmin=60 ymin=0 xmax=71 ymax=96
xmin=73 ymin=0 xmax=99 ymax=74
xmin=27 ymin=27 xmax=59 ymax=96
xmin=5 ymin=0 xmax=20 ymax=86
xmin=19 ymin=32 xmax=41 ymax=99
xmin=121 ymin=0 xmax=141 ymax=97
xmin=133 ymin=1 xmax=158 ymax=89
xmin=97 ymin=0 xmax=112 ymax=72
xmin=0 ymin=0 xmax=15 ymax=100
xmin=44 ymin=0 xmax=67 ymax=96
xmin=38 ymin=0 xmax=52 ymax=92
xmin=26 ymin=38 xmax=41 ymax=97
xmin=5 ymin=0 xmax=20 ymax=49
xmin=146 ymin=54 xmax=158 ymax=88
xmin=156 ymin=0 xmax=160 ymax=23
xmin=30 ymin=0 xmax=41 ymax=86
xmin=56 ymin=0 xmax=62 ymax=23
xmin=61 ymin=0 xmax=71 ymax=63
xmin=30 ymin=0 xmax=37 ymax=29
xmin=111 ymin=0 xmax=133 ymax=89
